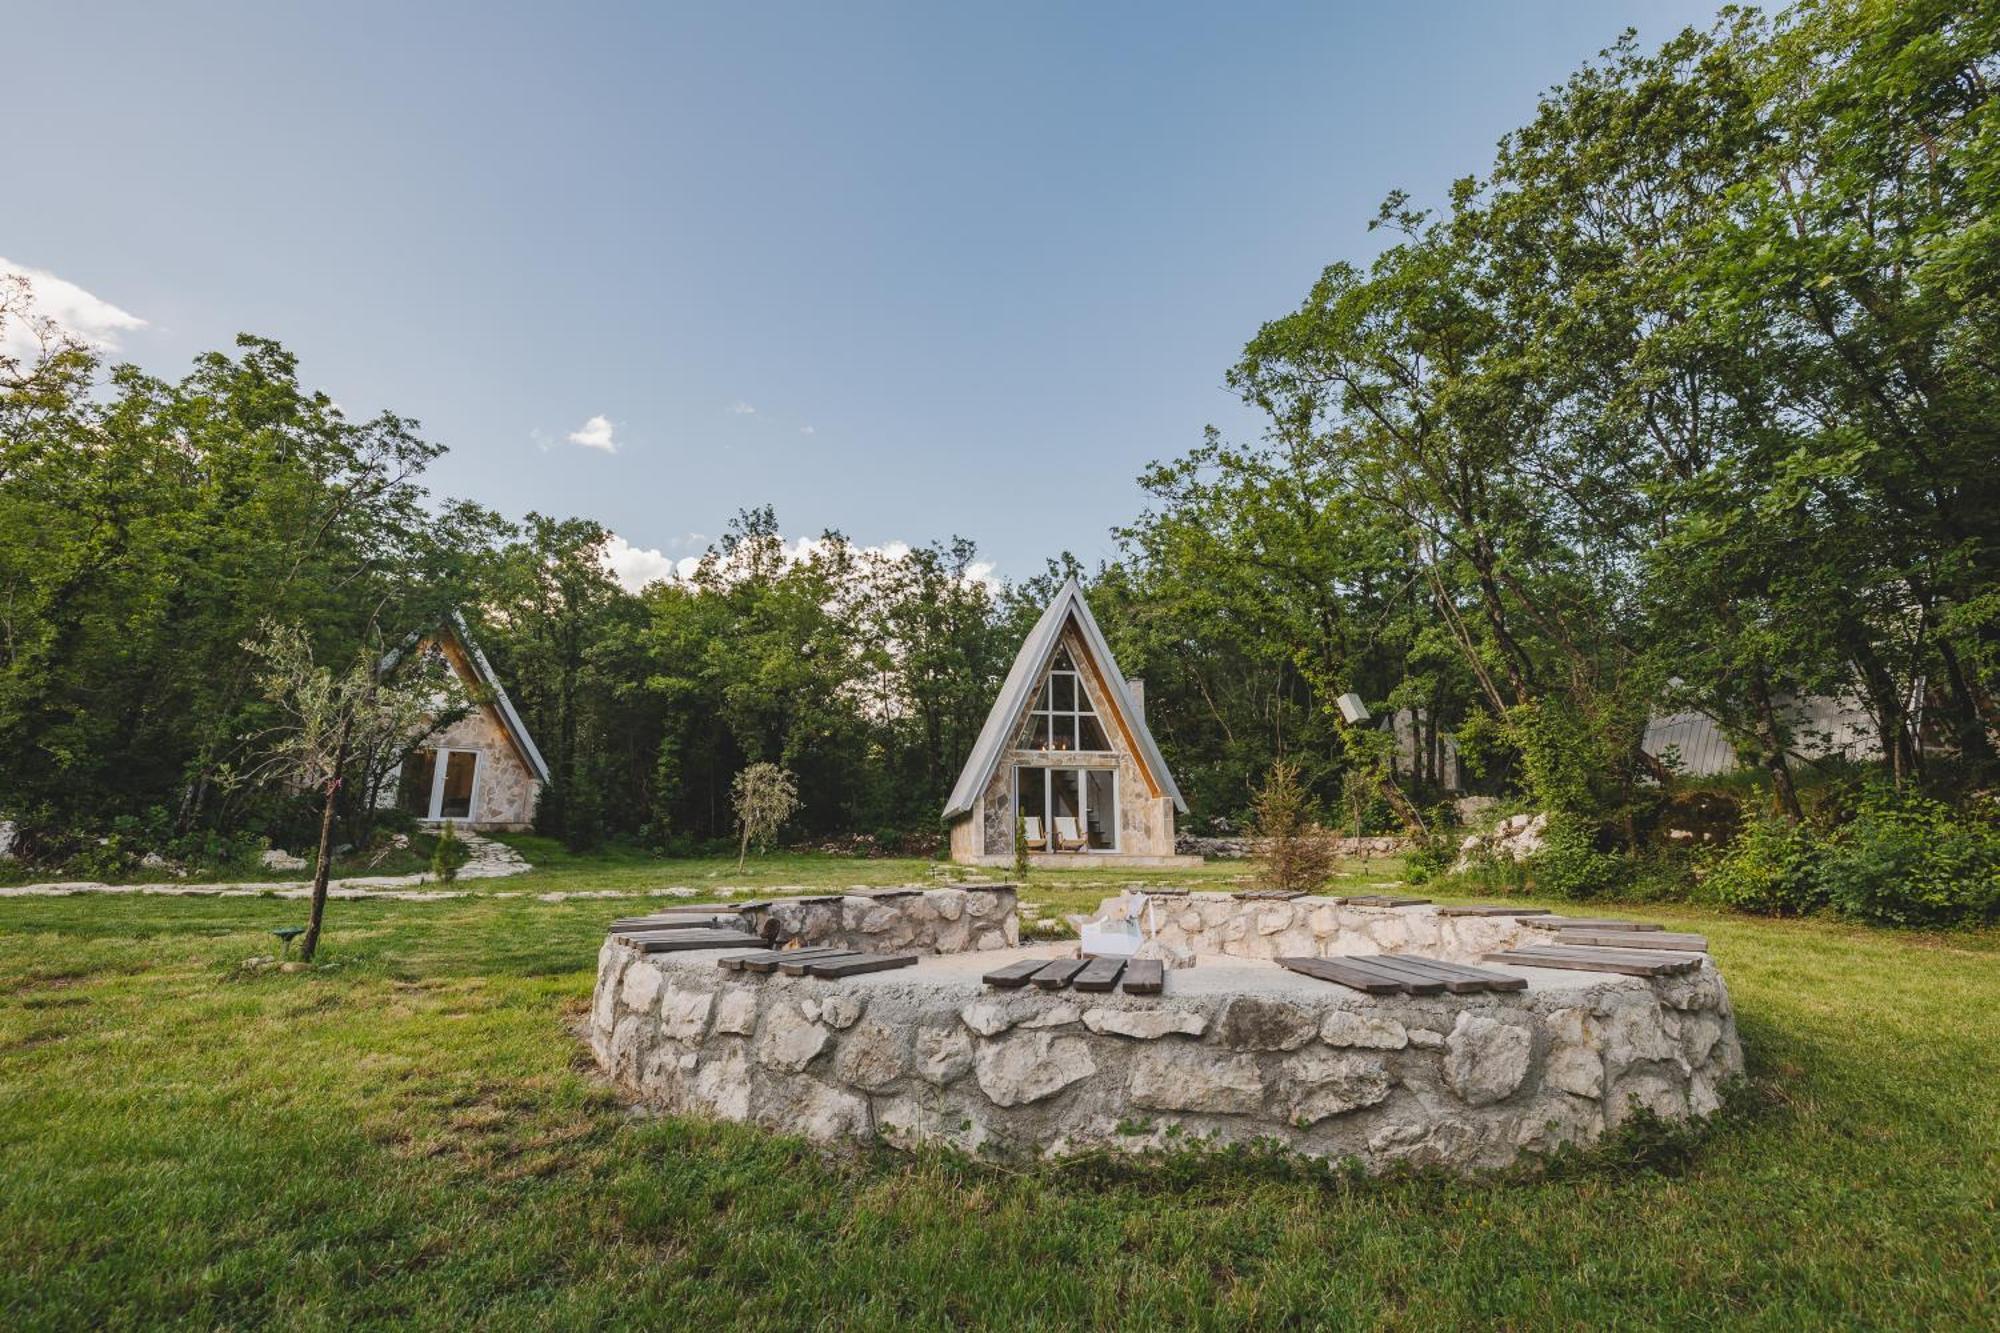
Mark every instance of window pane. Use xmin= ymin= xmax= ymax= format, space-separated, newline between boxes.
xmin=1078 ymin=713 xmax=1109 ymax=751
xmin=1015 ymin=767 xmax=1047 ymax=820
xmin=1022 ymin=713 xmax=1050 ymax=749
xmin=439 ymin=751 xmax=477 ymax=820
xmin=1052 ymin=645 xmax=1076 ymax=673
xmin=1036 ymin=678 xmax=1052 ymax=709
xmin=1051 ymin=673 xmax=1075 ymax=711
xmin=1052 ymin=714 xmax=1077 ymax=750
xmin=401 ymin=750 xmax=437 ymax=817
xmin=1085 ymin=770 xmax=1117 ymax=850
xmin=1051 ymin=769 xmax=1082 ymax=828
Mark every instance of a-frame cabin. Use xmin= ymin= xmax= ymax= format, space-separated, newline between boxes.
xmin=943 ymin=579 xmax=1199 ymax=868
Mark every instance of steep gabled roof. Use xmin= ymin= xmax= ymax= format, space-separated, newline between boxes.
xmin=942 ymin=578 xmax=1186 ymax=820
xmin=380 ymin=612 xmax=552 ymax=784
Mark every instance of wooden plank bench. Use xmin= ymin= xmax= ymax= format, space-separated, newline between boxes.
xmin=1031 ymin=958 xmax=1089 ymax=991
xmin=615 ymin=930 xmax=767 ymax=954
xmin=1484 ymin=945 xmax=1700 ymax=977
xmin=1557 ymin=929 xmax=1707 ymax=953
xmin=1232 ymin=890 xmax=1306 ymax=901
xmin=1277 ymin=954 xmax=1524 ymax=995
xmin=803 ymin=953 xmax=918 ymax=979
xmin=982 ymin=958 xmax=1049 ymax=989
xmin=1072 ymin=956 xmax=1127 ymax=992
xmin=717 ymin=946 xmax=851 ymax=973
xmin=1521 ymin=917 xmax=1662 ymax=932
xmin=1344 ymin=894 xmax=1433 ymax=907
xmin=1434 ymin=904 xmax=1555 ymax=918
xmin=609 ymin=912 xmax=744 ymax=932
xmin=1121 ymin=958 xmax=1164 ymax=995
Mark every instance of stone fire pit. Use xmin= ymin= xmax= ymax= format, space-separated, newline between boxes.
xmin=588 ymin=888 xmax=1741 ymax=1174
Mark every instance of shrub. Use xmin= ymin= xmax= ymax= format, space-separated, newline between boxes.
xmin=431 ymin=821 xmax=471 ymax=883
xmin=1529 ymin=814 xmax=1629 ymax=900
xmin=1817 ymin=793 xmax=2000 ymax=927
xmin=1696 ymin=813 xmax=1827 ymax=916
xmin=1013 ymin=812 xmax=1031 ymax=881
xmin=1252 ymin=760 xmax=1336 ymax=893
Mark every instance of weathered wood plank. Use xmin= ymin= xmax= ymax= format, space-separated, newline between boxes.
xmin=1392 ymin=954 xmax=1530 ymax=991
xmin=983 ymin=958 xmax=1050 ymax=989
xmin=620 ymin=930 xmax=764 ymax=953
xmin=1352 ymin=953 xmax=1491 ymax=994
xmin=1334 ymin=955 xmax=1447 ymax=994
xmin=1522 ymin=917 xmax=1663 ymax=931
xmin=1120 ymin=958 xmax=1165 ymax=995
xmin=1557 ymin=929 xmax=1707 ymax=953
xmin=1512 ymin=944 xmax=1701 ymax=972
xmin=1273 ymin=956 xmax=1401 ymax=994
xmin=1484 ymin=947 xmax=1688 ymax=977
xmin=1345 ymin=895 xmax=1433 ymax=908
xmin=722 ymin=946 xmax=851 ymax=973
xmin=1031 ymin=958 xmax=1089 ymax=991
xmin=779 ymin=950 xmax=871 ymax=976
xmin=1434 ymin=904 xmax=1555 ymax=918
xmin=1072 ymin=956 xmax=1127 ymax=992
xmin=804 ymin=954 xmax=919 ymax=979
xmin=609 ymin=913 xmax=742 ymax=932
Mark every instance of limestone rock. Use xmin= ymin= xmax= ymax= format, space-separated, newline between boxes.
xmin=923 ymin=889 xmax=964 ymax=921
xmin=1318 ymin=1009 xmax=1409 ymax=1050
xmin=974 ymin=1032 xmax=1098 ymax=1107
xmin=1215 ymin=997 xmax=1317 ymax=1051
xmin=834 ymin=1020 xmax=908 ymax=1091
xmin=1407 ymin=1027 xmax=1446 ymax=1050
xmin=1545 ymin=1043 xmax=1604 ymax=1100
xmin=1129 ymin=1046 xmax=1263 ymax=1115
xmin=820 ymin=994 xmax=863 ymax=1031
xmin=660 ymin=988 xmax=714 ymax=1042
xmin=712 ymin=989 xmax=759 ymax=1036
xmin=1282 ymin=1050 xmax=1393 ymax=1125
xmin=1443 ymin=1012 xmax=1532 ymax=1106
xmin=961 ymin=995 xmax=1073 ymax=1037
xmin=756 ymin=1003 xmax=831 ymax=1072
xmin=1081 ymin=1007 xmax=1208 ymax=1040
xmin=619 ymin=962 xmax=664 ymax=1017
xmin=914 ymin=1026 xmax=974 ymax=1085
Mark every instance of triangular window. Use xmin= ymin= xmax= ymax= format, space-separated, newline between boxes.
xmin=1019 ymin=641 xmax=1111 ymax=751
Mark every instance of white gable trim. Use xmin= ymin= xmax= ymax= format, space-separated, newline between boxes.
xmin=942 ymin=579 xmax=1185 ymax=820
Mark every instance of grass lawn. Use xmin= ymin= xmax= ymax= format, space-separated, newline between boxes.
xmin=3 ymin=854 xmax=1996 ymax=1329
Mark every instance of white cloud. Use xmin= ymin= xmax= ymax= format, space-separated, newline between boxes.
xmin=729 ymin=401 xmax=757 ymax=415
xmin=566 ymin=414 xmax=618 ymax=453
xmin=602 ymin=535 xmax=676 ymax=591
xmin=0 ymin=257 xmax=146 ymax=364
xmin=799 ymin=425 xmax=816 ymax=435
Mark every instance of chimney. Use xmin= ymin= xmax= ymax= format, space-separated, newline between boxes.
xmin=1126 ymin=677 xmax=1145 ymax=724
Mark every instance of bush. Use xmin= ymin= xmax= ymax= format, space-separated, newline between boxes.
xmin=1817 ymin=794 xmax=2000 ymax=927
xmin=430 ymin=821 xmax=471 ymax=883
xmin=1528 ymin=814 xmax=1629 ymax=900
xmin=1252 ymin=760 xmax=1337 ymax=893
xmin=1696 ymin=788 xmax=1999 ymax=927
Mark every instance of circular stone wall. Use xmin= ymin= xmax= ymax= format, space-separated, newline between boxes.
xmin=589 ymin=932 xmax=1741 ymax=1174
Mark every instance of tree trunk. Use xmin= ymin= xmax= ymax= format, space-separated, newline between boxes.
xmin=299 ymin=713 xmax=353 ymax=963
xmin=1935 ymin=637 xmax=1997 ymax=776
xmin=1747 ymin=669 xmax=1804 ymax=824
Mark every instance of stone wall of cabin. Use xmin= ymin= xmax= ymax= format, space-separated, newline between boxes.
xmin=425 ymin=705 xmax=541 ymax=831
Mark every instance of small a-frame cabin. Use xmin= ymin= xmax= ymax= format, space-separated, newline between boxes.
xmin=943 ymin=579 xmax=1199 ymax=868
xmin=378 ymin=615 xmax=550 ymax=832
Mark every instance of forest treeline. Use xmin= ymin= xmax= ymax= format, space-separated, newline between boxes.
xmin=2 ymin=0 xmax=1995 ymax=916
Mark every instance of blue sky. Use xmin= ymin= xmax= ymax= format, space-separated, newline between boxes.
xmin=11 ymin=1 xmax=1726 ymax=586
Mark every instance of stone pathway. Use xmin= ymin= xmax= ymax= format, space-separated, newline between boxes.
xmin=0 ymin=831 xmax=533 ymax=900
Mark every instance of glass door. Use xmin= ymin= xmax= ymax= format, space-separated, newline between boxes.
xmin=1013 ymin=766 xmax=1117 ymax=852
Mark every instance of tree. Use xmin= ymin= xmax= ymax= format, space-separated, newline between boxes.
xmin=243 ymin=621 xmax=459 ymax=961
xmin=1251 ymin=760 xmax=1336 ymax=893
xmin=731 ymin=761 xmax=799 ymax=870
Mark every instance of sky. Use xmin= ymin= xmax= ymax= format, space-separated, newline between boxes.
xmin=10 ymin=0 xmax=1729 ymax=589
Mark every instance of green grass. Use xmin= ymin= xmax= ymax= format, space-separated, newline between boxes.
xmin=3 ymin=855 xmax=1996 ymax=1329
